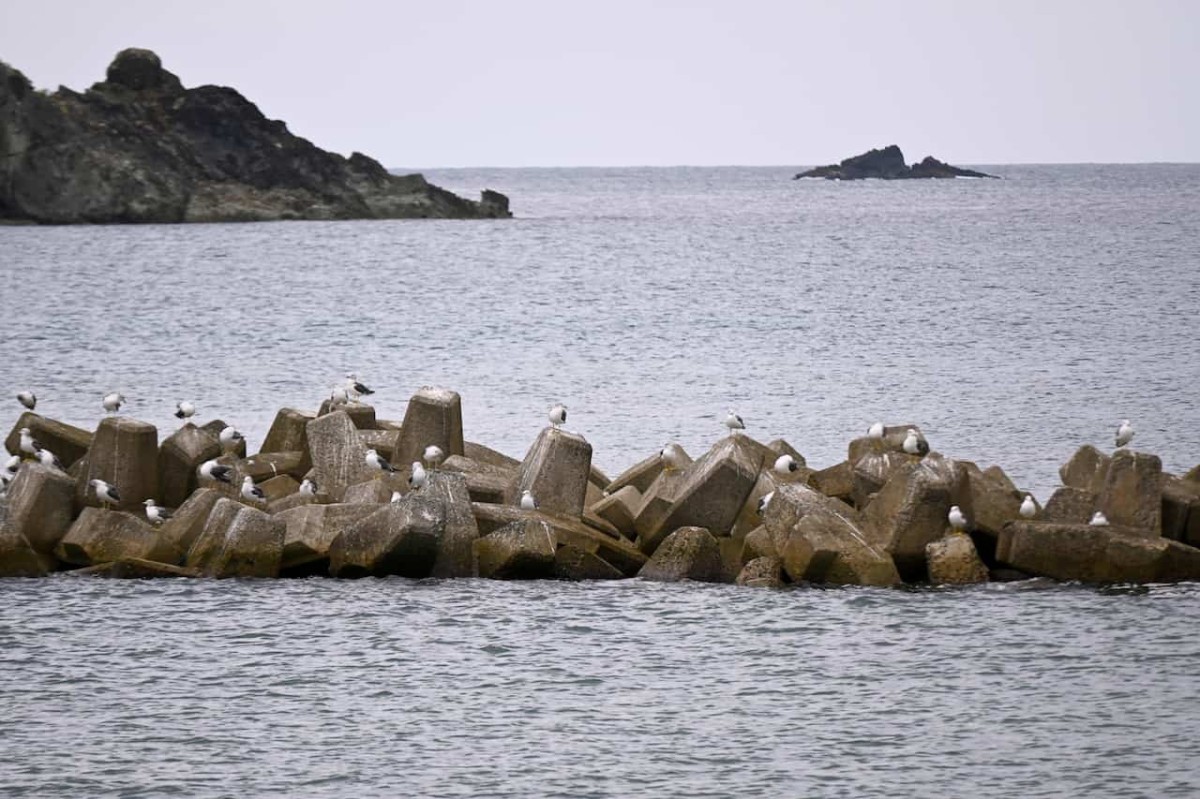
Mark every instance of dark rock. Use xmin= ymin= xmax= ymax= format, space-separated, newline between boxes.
xmin=327 ymin=496 xmax=445 ymax=578
xmin=554 ymin=543 xmax=624 ymax=580
xmin=638 ymin=526 xmax=727 ymax=583
xmin=0 ymin=525 xmax=52 ymax=577
xmin=736 ymin=556 xmax=785 ymax=588
xmin=794 ymin=145 xmax=997 ymax=180
xmin=471 ymin=502 xmax=647 ymax=576
xmin=474 ymin=519 xmax=556 ymax=579
xmin=69 ymin=557 xmax=197 ymax=578
xmin=0 ymin=51 xmax=511 ymax=223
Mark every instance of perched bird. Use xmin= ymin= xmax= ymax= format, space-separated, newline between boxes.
xmin=724 ymin=410 xmax=746 ymax=434
xmin=299 ymin=478 xmax=318 ymax=497
xmin=16 ymin=390 xmax=36 ymax=411
xmin=409 ymin=461 xmax=427 ymax=490
xmin=390 ymin=490 xmax=403 ymax=503
xmin=219 ymin=426 xmax=244 ymax=452
xmin=520 ymin=489 xmax=538 ymax=510
xmin=241 ymin=476 xmax=266 ymax=503
xmin=424 ymin=444 xmax=445 ymax=468
xmin=2 ymin=454 xmax=19 ymax=481
xmin=660 ymin=443 xmax=687 ymax=472
xmin=329 ymin=385 xmax=351 ymax=407
xmin=18 ymin=427 xmax=41 ymax=456
xmin=143 ymin=499 xmax=172 ymax=525
xmin=1089 ymin=511 xmax=1109 ymax=527
xmin=174 ymin=401 xmax=196 ymax=421
xmin=548 ymin=403 xmax=567 ymax=429
xmin=774 ymin=454 xmax=800 ymax=475
xmin=757 ymin=491 xmax=775 ymax=516
xmin=902 ymin=429 xmax=929 ymax=456
xmin=1115 ymin=420 xmax=1135 ymax=448
xmin=103 ymin=392 xmax=125 ymax=414
xmin=366 ymin=449 xmax=397 ymax=474
xmin=36 ymin=448 xmax=65 ymax=471
xmin=199 ymin=459 xmax=234 ymax=484
xmin=345 ymin=373 xmax=375 ymax=399
xmin=948 ymin=505 xmax=968 ymax=533
xmin=868 ymin=421 xmax=885 ymax=440
xmin=90 ymin=478 xmax=121 ymax=509
xmin=1020 ymin=495 xmax=1037 ymax=518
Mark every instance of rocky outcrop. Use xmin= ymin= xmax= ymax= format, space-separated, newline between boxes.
xmin=0 ymin=48 xmax=511 ymax=223
xmin=794 ymin=145 xmax=997 ymax=180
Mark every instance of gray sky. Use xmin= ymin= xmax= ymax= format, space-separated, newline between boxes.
xmin=2 ymin=0 xmax=1196 ymax=166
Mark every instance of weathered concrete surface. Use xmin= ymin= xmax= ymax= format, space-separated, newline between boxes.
xmin=394 ymin=388 xmax=464 ymax=470
xmin=632 ymin=468 xmax=688 ymax=549
xmin=239 ymin=451 xmax=307 ymax=483
xmin=554 ymin=543 xmax=624 ymax=580
xmin=742 ymin=525 xmax=778 ymax=563
xmin=204 ymin=505 xmax=284 ymax=578
xmin=360 ymin=430 xmax=400 ymax=462
xmin=851 ymin=451 xmax=918 ymax=508
xmin=343 ymin=479 xmax=397 ymax=505
xmin=1097 ymin=450 xmax=1162 ymax=533
xmin=69 ymin=558 xmax=198 ymax=578
xmin=305 ymin=411 xmax=375 ymax=502
xmin=5 ymin=412 xmax=92 ymax=466
xmin=638 ymin=526 xmax=727 ymax=583
xmin=471 ymin=503 xmax=647 ymax=577
xmin=185 ymin=498 xmax=245 ymax=571
xmin=811 ymin=461 xmax=854 ymax=504
xmin=76 ymin=417 xmax=159 ymax=511
xmin=475 ymin=519 xmax=557 ymax=579
xmin=425 ymin=471 xmax=479 ymax=579
xmin=847 ymin=424 xmax=929 ymax=465
xmin=328 ymin=496 xmax=445 ymax=578
xmin=1041 ymin=487 xmax=1098 ymax=524
xmin=317 ymin=401 xmax=377 ymax=430
xmin=257 ymin=475 xmax=299 ymax=503
xmin=607 ymin=451 xmax=670 ymax=495
xmin=260 ymin=408 xmax=315 ymax=473
xmin=590 ymin=486 xmax=641 ymax=538
xmin=158 ymin=488 xmax=222 ymax=554
xmin=997 ymin=521 xmax=1200 ymax=583
xmin=926 ymin=534 xmax=989 ymax=585
xmin=2 ymin=462 xmax=76 ymax=553
xmin=202 ymin=420 xmax=247 ymax=458
xmin=276 ymin=503 xmax=378 ymax=572
xmin=463 ymin=441 xmax=521 ymax=471
xmin=441 ymin=456 xmax=511 ymax=504
xmin=1060 ymin=445 xmax=1111 ymax=494
xmin=56 ymin=508 xmax=179 ymax=567
xmin=0 ymin=525 xmax=52 ymax=576
xmin=959 ymin=463 xmax=1023 ymax=540
xmin=736 ymin=556 xmax=785 ymax=588
xmin=1161 ymin=477 xmax=1200 ymax=546
xmin=512 ymin=427 xmax=593 ymax=517
xmin=158 ymin=424 xmax=221 ymax=507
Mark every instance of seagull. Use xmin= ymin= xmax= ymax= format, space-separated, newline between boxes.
xmin=3 ymin=454 xmax=19 ymax=479
xmin=902 ymin=429 xmax=929 ymax=456
xmin=90 ymin=478 xmax=121 ymax=509
xmin=299 ymin=478 xmax=318 ymax=497
xmin=199 ymin=459 xmax=234 ymax=484
xmin=219 ymin=426 xmax=244 ymax=452
xmin=724 ymin=410 xmax=745 ymax=435
xmin=868 ymin=421 xmax=885 ymax=439
xmin=143 ymin=499 xmax=172 ymax=525
xmin=409 ymin=461 xmax=427 ymax=490
xmin=329 ymin=385 xmax=351 ymax=407
xmin=1020 ymin=495 xmax=1037 ymax=518
xmin=174 ymin=401 xmax=196 ymax=421
xmin=424 ymin=444 xmax=445 ymax=468
xmin=391 ymin=490 xmax=403 ymax=503
xmin=774 ymin=454 xmax=799 ymax=475
xmin=16 ymin=390 xmax=36 ymax=411
xmin=1089 ymin=511 xmax=1109 ymax=527
xmin=520 ymin=489 xmax=538 ymax=510
xmin=345 ymin=373 xmax=375 ymax=399
xmin=1115 ymin=420 xmax=1135 ymax=448
xmin=366 ymin=449 xmax=397 ymax=475
xmin=548 ymin=403 xmax=567 ymax=429
xmin=103 ymin=392 xmax=125 ymax=414
xmin=660 ymin=443 xmax=687 ymax=472
xmin=18 ymin=427 xmax=42 ymax=456
xmin=36 ymin=448 xmax=65 ymax=471
xmin=948 ymin=505 xmax=968 ymax=533
xmin=241 ymin=476 xmax=266 ymax=503
xmin=757 ymin=491 xmax=775 ymax=516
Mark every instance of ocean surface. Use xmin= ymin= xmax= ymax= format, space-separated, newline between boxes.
xmin=2 ymin=165 xmax=1200 ymax=796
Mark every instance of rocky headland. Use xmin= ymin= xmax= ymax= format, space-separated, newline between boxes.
xmin=0 ymin=48 xmax=510 ymax=223
xmin=794 ymin=145 xmax=998 ymax=180
xmin=3 ymin=388 xmax=1198 ymax=588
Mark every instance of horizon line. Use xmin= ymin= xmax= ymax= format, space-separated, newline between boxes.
xmin=394 ymin=161 xmax=1200 ymax=171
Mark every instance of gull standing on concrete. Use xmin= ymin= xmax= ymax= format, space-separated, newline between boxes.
xmin=660 ymin=443 xmax=686 ymax=472
xmin=774 ymin=454 xmax=799 ymax=475
xmin=520 ymin=489 xmax=538 ymax=510
xmin=409 ymin=461 xmax=427 ymax=490
xmin=174 ymin=401 xmax=196 ymax=422
xmin=724 ymin=410 xmax=745 ymax=435
xmin=90 ymin=478 xmax=121 ymax=509
xmin=366 ymin=449 xmax=397 ymax=475
xmin=18 ymin=427 xmax=42 ymax=457
xmin=329 ymin=385 xmax=351 ymax=407
xmin=903 ymin=429 xmax=929 ymax=456
xmin=16 ymin=390 xmax=37 ymax=411
xmin=143 ymin=499 xmax=172 ymax=525
xmin=423 ymin=445 xmax=445 ymax=469
xmin=219 ymin=426 xmax=244 ymax=452
xmin=1020 ymin=495 xmax=1037 ymax=518
xmin=36 ymin=448 xmax=65 ymax=471
xmin=345 ymin=373 xmax=375 ymax=401
xmin=757 ymin=491 xmax=775 ymax=516
xmin=299 ymin=478 xmax=318 ymax=497
xmin=199 ymin=459 xmax=234 ymax=484
xmin=1090 ymin=511 xmax=1109 ymax=526
xmin=548 ymin=404 xmax=567 ymax=429
xmin=390 ymin=490 xmax=403 ymax=503
xmin=948 ymin=505 xmax=968 ymax=533
xmin=1115 ymin=420 xmax=1135 ymax=449
xmin=868 ymin=421 xmax=885 ymax=439
xmin=103 ymin=392 xmax=125 ymax=414
xmin=241 ymin=476 xmax=266 ymax=503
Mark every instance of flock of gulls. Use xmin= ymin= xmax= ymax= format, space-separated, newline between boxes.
xmin=4 ymin=380 xmax=1139 ymax=534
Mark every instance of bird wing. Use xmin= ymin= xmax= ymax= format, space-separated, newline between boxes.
xmin=109 ymin=486 xmax=122 ymax=501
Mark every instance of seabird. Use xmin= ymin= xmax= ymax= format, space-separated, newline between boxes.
xmin=366 ymin=449 xmax=397 ymax=474
xmin=345 ymin=373 xmax=375 ymax=399
xmin=3 ymin=454 xmax=19 ymax=479
xmin=199 ymin=459 xmax=234 ymax=484
xmin=409 ymin=461 xmax=427 ymax=490
xmin=424 ymin=444 xmax=445 ymax=468
xmin=1115 ymin=420 xmax=1135 ymax=448
xmin=329 ymin=386 xmax=351 ymax=407
xmin=948 ymin=505 xmax=968 ymax=533
xmin=660 ymin=443 xmax=687 ymax=472
xmin=18 ymin=427 xmax=42 ymax=456
xmin=16 ymin=390 xmax=36 ymax=411
xmin=174 ymin=401 xmax=196 ymax=421
xmin=1020 ymin=495 xmax=1037 ymax=518
xmin=143 ymin=499 xmax=172 ymax=525
xmin=90 ymin=478 xmax=121 ymax=509
xmin=390 ymin=490 xmax=403 ymax=503
xmin=36 ymin=448 xmax=65 ymax=471
xmin=868 ymin=421 xmax=885 ymax=440
xmin=1089 ymin=511 xmax=1109 ymax=527
xmin=219 ymin=426 xmax=245 ymax=452
xmin=774 ymin=454 xmax=799 ymax=475
xmin=724 ymin=410 xmax=745 ymax=435
xmin=757 ymin=491 xmax=775 ymax=516
xmin=241 ymin=476 xmax=266 ymax=503
xmin=299 ymin=478 xmax=318 ymax=497
xmin=103 ymin=392 xmax=125 ymax=414
xmin=902 ymin=429 xmax=929 ymax=456
xmin=548 ymin=403 xmax=567 ymax=429
xmin=520 ymin=489 xmax=538 ymax=510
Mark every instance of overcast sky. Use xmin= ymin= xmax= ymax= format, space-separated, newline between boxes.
xmin=2 ymin=0 xmax=1196 ymax=167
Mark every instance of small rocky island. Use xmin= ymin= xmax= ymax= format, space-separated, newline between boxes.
xmin=0 ymin=49 xmax=510 ymax=223
xmin=794 ymin=145 xmax=997 ymax=180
